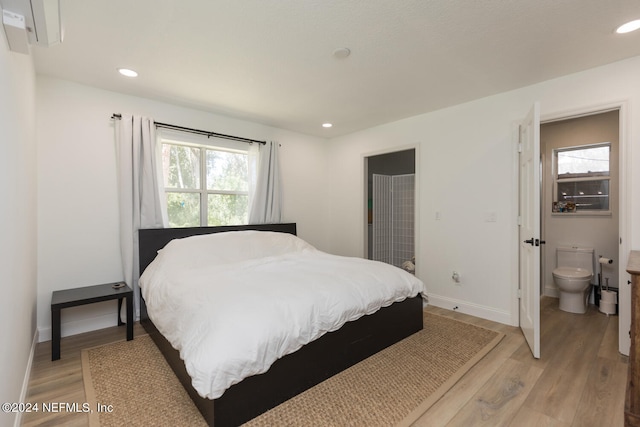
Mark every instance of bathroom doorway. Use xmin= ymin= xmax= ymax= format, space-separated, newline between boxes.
xmin=365 ymin=149 xmax=416 ymax=273
xmin=540 ymin=109 xmax=620 ymax=317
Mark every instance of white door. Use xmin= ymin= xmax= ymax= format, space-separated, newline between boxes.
xmin=519 ymin=103 xmax=541 ymax=359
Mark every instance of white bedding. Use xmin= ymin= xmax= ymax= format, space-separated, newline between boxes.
xmin=139 ymin=231 xmax=427 ymax=399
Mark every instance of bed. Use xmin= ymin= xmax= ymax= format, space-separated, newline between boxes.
xmin=138 ymin=223 xmax=425 ymax=426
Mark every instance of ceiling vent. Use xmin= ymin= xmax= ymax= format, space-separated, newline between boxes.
xmin=2 ymin=0 xmax=61 ymax=54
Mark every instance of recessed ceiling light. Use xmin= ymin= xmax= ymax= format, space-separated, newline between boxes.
xmin=118 ymin=68 xmax=138 ymax=77
xmin=616 ymin=19 xmax=640 ymax=34
xmin=322 ymin=123 xmax=333 ymax=128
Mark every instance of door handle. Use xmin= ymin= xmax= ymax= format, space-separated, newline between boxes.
xmin=535 ymin=239 xmax=546 ymax=246
xmin=524 ymin=238 xmax=534 ymax=245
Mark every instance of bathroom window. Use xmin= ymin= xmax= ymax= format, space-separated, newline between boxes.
xmin=553 ymin=143 xmax=610 ymax=212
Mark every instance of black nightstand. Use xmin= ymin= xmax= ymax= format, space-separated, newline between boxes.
xmin=51 ymin=282 xmax=133 ymax=361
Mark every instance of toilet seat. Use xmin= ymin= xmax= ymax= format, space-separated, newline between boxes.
xmin=552 ymin=267 xmax=592 ymax=280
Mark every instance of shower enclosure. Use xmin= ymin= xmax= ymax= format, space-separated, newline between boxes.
xmin=372 ymin=173 xmax=415 ymax=270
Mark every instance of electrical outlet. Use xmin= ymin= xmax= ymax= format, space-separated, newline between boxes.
xmin=452 ymin=271 xmax=460 ymax=283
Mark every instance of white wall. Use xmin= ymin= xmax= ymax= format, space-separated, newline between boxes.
xmin=326 ymin=55 xmax=640 ymax=348
xmin=0 ymin=32 xmax=37 ymax=427
xmin=36 ymin=77 xmax=329 ymax=341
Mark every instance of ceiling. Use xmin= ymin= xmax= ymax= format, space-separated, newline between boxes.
xmin=8 ymin=0 xmax=640 ymax=137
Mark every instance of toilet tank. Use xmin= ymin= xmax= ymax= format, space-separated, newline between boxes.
xmin=556 ymin=246 xmax=594 ymax=273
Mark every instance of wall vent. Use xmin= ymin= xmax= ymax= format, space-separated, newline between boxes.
xmin=2 ymin=0 xmax=61 ymax=54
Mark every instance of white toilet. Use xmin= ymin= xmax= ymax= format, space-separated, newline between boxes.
xmin=552 ymin=246 xmax=594 ymax=314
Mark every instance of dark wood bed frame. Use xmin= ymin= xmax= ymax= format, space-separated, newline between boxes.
xmin=138 ymin=223 xmax=423 ymax=426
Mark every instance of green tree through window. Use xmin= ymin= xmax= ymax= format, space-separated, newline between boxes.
xmin=162 ymin=141 xmax=250 ymax=227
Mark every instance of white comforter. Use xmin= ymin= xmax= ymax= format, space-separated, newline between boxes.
xmin=139 ymin=231 xmax=426 ymax=399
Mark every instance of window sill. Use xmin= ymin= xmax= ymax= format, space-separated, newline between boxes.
xmin=551 ymin=211 xmax=612 ymax=218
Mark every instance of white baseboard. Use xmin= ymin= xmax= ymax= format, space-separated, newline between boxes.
xmin=15 ymin=329 xmax=39 ymax=427
xmin=38 ymin=303 xmax=140 ymax=343
xmin=38 ymin=313 xmax=120 ymax=343
xmin=544 ymin=286 xmax=560 ymax=298
xmin=428 ymin=294 xmax=514 ymax=326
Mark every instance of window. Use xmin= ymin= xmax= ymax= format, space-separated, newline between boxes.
xmin=553 ymin=143 xmax=610 ymax=212
xmin=161 ymin=138 xmax=252 ymax=227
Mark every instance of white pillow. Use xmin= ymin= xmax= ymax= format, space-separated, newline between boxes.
xmin=154 ymin=230 xmax=315 ymax=270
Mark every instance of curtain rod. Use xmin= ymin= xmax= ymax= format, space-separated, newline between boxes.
xmin=111 ymin=114 xmax=266 ymax=145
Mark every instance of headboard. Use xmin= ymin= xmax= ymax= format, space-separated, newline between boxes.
xmin=138 ymin=223 xmax=297 ymax=275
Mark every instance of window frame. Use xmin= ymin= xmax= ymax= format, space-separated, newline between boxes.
xmin=552 ymin=142 xmax=611 ymax=214
xmin=161 ymin=133 xmax=251 ymax=227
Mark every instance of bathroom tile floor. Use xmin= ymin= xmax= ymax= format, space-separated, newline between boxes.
xmin=418 ymin=297 xmax=627 ymax=426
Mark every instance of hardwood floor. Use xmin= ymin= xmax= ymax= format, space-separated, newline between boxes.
xmin=21 ymin=297 xmax=626 ymax=426
xmin=416 ymin=297 xmax=628 ymax=427
xmin=21 ymin=323 xmax=146 ymax=427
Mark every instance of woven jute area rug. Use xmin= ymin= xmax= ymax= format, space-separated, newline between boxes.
xmin=82 ymin=312 xmax=503 ymax=426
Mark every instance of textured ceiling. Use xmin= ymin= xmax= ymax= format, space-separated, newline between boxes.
xmin=13 ymin=0 xmax=640 ymax=137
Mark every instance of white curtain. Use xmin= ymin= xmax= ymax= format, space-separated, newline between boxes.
xmin=115 ymin=115 xmax=168 ymax=319
xmin=249 ymin=141 xmax=282 ymax=224
xmin=247 ymin=142 xmax=260 ymax=210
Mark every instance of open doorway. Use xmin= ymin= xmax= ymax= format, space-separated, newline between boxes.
xmin=518 ymin=105 xmax=625 ymax=359
xmin=541 ymin=110 xmax=620 ymax=303
xmin=365 ymin=149 xmax=416 ymax=273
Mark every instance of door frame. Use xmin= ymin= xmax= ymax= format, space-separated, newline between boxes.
xmin=512 ymin=100 xmax=630 ymax=356
xmin=363 ymin=144 xmax=420 ymax=275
